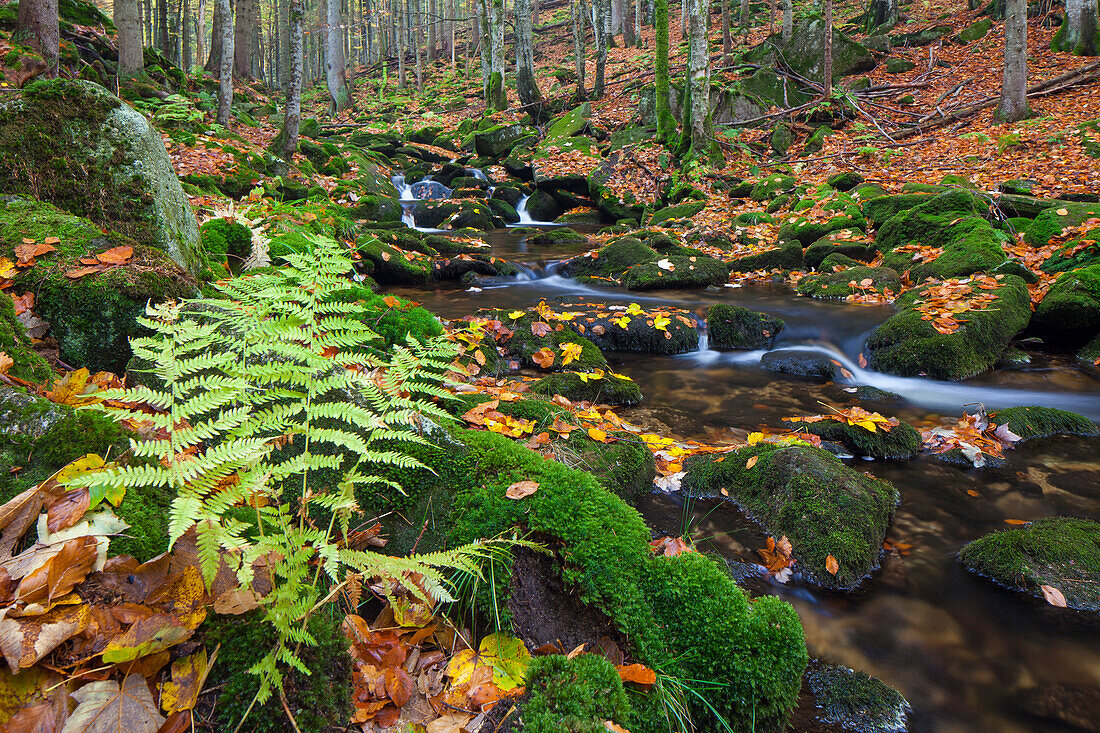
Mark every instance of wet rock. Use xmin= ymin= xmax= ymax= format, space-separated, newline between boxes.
xmin=729 ymin=241 xmax=805 ymax=272
xmin=797 ymin=266 xmax=901 ymax=300
xmin=707 ymin=304 xmax=784 ymax=349
xmin=409 ymin=180 xmax=452 ymax=200
xmin=524 ymin=227 xmax=588 ymax=247
xmin=826 ymin=172 xmax=866 ymax=192
xmin=620 ymin=254 xmax=728 ymax=290
xmin=534 ymin=303 xmax=700 ymax=355
xmin=866 ymin=275 xmax=1031 ymax=380
xmin=805 ymin=661 xmax=910 ymax=733
xmin=0 ymin=280 xmax=51 ymax=383
xmin=761 ymin=349 xmax=847 ymax=380
xmin=682 ymin=445 xmax=900 ymax=589
xmin=411 ymin=199 xmax=495 ymax=230
xmin=742 ymin=19 xmax=875 ymax=80
xmin=787 ymin=418 xmax=921 ymax=460
xmin=991 ymin=406 xmax=1098 ymax=441
xmin=531 ymin=371 xmax=642 ymax=406
xmin=1029 ymin=265 xmax=1100 ymax=348
xmin=472 ymin=123 xmax=536 ymax=160
xmin=524 ymin=189 xmax=561 ymax=221
xmin=1014 ymin=683 xmax=1100 ymax=732
xmin=0 ymin=80 xmax=203 ymax=275
xmin=1024 ymin=201 xmax=1100 ymax=246
xmin=804 ymin=230 xmax=877 ymax=269
xmin=958 ymin=516 xmax=1100 ymax=613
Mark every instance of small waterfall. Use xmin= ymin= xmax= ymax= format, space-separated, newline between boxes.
xmin=511 ymin=195 xmax=559 ymax=226
xmin=466 ymin=168 xmax=488 ymax=181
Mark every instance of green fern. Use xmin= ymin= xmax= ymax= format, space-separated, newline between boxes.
xmin=72 ymin=235 xmax=507 ymax=712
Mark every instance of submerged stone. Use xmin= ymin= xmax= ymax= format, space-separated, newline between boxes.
xmin=805 ymin=662 xmax=910 ymax=733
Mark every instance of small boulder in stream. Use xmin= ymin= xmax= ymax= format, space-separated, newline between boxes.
xmin=707 ymin=304 xmax=784 ymax=349
xmin=787 ymin=416 xmax=921 ymax=460
xmin=804 ymin=661 xmax=910 ymax=733
xmin=991 ymin=406 xmax=1097 ymax=441
xmin=958 ymin=516 xmax=1100 ymax=613
xmin=409 ymin=180 xmax=451 ymax=200
xmin=761 ymin=349 xmax=849 ymax=380
xmin=682 ymin=444 xmax=900 ymax=590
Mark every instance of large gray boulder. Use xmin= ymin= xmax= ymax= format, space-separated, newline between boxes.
xmin=0 ymin=79 xmax=203 ymax=276
xmin=742 ymin=19 xmax=875 ymax=81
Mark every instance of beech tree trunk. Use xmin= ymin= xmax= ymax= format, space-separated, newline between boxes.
xmin=183 ymin=0 xmax=191 ymax=68
xmin=594 ymin=0 xmax=608 ymax=97
xmin=325 ymin=0 xmax=352 ymax=111
xmin=996 ymin=0 xmax=1030 ymax=122
xmin=572 ymin=0 xmax=586 ymax=97
xmin=739 ymin=0 xmax=747 ymax=34
xmin=234 ymin=0 xmax=253 ymax=78
xmin=217 ymin=0 xmax=234 ymax=125
xmin=655 ymin=0 xmax=675 ymax=145
xmin=721 ymin=0 xmax=731 ymax=56
xmin=781 ymin=0 xmax=791 ymax=41
xmin=680 ymin=0 xmax=687 ymax=37
xmin=622 ymin=0 xmax=634 ymax=46
xmin=687 ymin=0 xmax=710 ymax=154
xmin=822 ymin=0 xmax=832 ymax=95
xmin=515 ymin=0 xmax=542 ymax=105
xmin=17 ymin=0 xmax=59 ymax=75
xmin=116 ymin=0 xmax=144 ymax=77
xmin=489 ymin=0 xmax=506 ymax=108
xmin=205 ymin=0 xmax=224 ymax=72
xmin=278 ymin=0 xmax=304 ymax=158
xmin=1052 ymin=0 xmax=1099 ymax=55
xmin=196 ymin=0 xmax=207 ymax=67
xmin=156 ymin=0 xmax=169 ymax=53
xmin=428 ymin=0 xmax=437 ymax=58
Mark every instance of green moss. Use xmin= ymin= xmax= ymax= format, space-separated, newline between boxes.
xmin=562 ymin=432 xmax=656 ymax=503
xmin=531 ymin=371 xmax=643 ymax=406
xmin=804 ymin=232 xmax=877 ymax=269
xmin=110 ymin=480 xmax=171 ymax=561
xmin=991 ymin=406 xmax=1097 ymax=440
xmin=866 ymin=275 xmax=1032 ymax=379
xmin=882 ymin=216 xmax=1007 ymax=282
xmin=1029 ymin=264 xmax=1100 ymax=347
xmin=526 ymin=227 xmax=590 ymax=247
xmin=447 ymin=429 xmax=808 ymax=731
xmin=1041 ymin=226 xmax=1100 ymax=273
xmin=860 ymin=194 xmax=934 ymax=229
xmin=777 ymin=207 xmax=867 ymax=246
xmin=1024 ymin=202 xmax=1100 ymax=246
xmin=750 ymin=174 xmax=796 ymax=201
xmin=826 ymin=172 xmax=865 ymax=191
xmin=728 ymin=241 xmax=804 ymax=272
xmin=805 ymin=662 xmax=910 ymax=733
xmin=0 ymin=294 xmax=50 ymax=383
xmin=200 ymin=609 xmax=352 ymax=732
xmin=565 ymin=238 xmax=659 ymax=279
xmin=649 ymin=200 xmax=705 ymax=226
xmin=497 ymin=313 xmax=608 ymax=372
xmin=200 ymin=218 xmax=252 ymax=270
xmin=681 ymin=444 xmax=899 ymax=589
xmin=620 ymin=255 xmax=728 ymax=290
xmin=958 ymin=517 xmax=1100 ymax=612
xmin=521 ymin=654 xmax=632 ymax=732
xmin=355 ymin=235 xmax=433 ymax=285
xmin=787 ymin=419 xmax=921 ymax=459
xmin=796 ymin=266 xmax=901 ymax=299
xmin=707 ymin=304 xmax=784 ymax=349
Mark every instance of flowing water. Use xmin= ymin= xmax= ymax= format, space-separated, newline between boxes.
xmin=385 ymin=182 xmax=1100 ymax=732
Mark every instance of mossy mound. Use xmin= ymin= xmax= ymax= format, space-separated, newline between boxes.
xmin=648 ymin=200 xmax=705 ymax=226
xmin=558 ymin=305 xmax=700 ymax=355
xmin=804 ymin=230 xmax=877 ymax=270
xmin=874 ymin=190 xmax=987 ymax=250
xmin=494 ymin=312 xmax=608 ymax=372
xmin=728 ymin=241 xmax=805 ymax=272
xmin=563 ymin=432 xmax=657 ymax=504
xmin=0 ymin=293 xmax=50 ymax=383
xmin=787 ymin=419 xmax=921 ymax=459
xmin=1040 ymin=224 xmax=1100 ymax=273
xmin=355 ymin=235 xmax=433 ymax=285
xmin=991 ymin=406 xmax=1097 ymax=441
xmin=520 ymin=654 xmax=632 ymax=732
xmin=448 ymin=429 xmax=808 ymax=731
xmin=531 ymin=371 xmax=642 ymax=406
xmin=777 ymin=208 xmax=867 ymax=246
xmin=525 ymin=227 xmax=589 ymax=247
xmin=1024 ymin=202 xmax=1100 ymax=246
xmin=707 ymin=304 xmax=784 ymax=349
xmin=0 ymin=80 xmax=203 ymax=275
xmin=826 ymin=172 xmax=866 ymax=191
xmin=884 ymin=217 xmax=1007 ymax=282
xmin=200 ymin=609 xmax=352 ymax=732
xmin=564 ymin=238 xmax=657 ymax=279
xmin=750 ymin=174 xmax=797 ymax=201
xmin=861 ymin=193 xmax=935 ymax=229
xmin=796 ymin=266 xmax=901 ymax=299
xmin=473 ymin=123 xmax=537 ymax=160
xmin=958 ymin=517 xmax=1100 ymax=613
xmin=1029 ymin=265 xmax=1100 ymax=348
xmin=619 ymin=255 xmax=729 ymax=290
xmin=865 ymin=275 xmax=1031 ymax=380
xmin=805 ymin=662 xmax=910 ymax=733
xmin=681 ymin=444 xmax=899 ymax=589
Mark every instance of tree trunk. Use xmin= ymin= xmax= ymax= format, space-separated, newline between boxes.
xmin=183 ymin=0 xmax=191 ymax=68
xmin=325 ymin=0 xmax=352 ymax=110
xmin=234 ymin=0 xmax=253 ymax=77
xmin=996 ymin=0 xmax=1030 ymax=121
xmin=17 ymin=0 xmax=59 ymax=76
xmin=822 ymin=0 xmax=832 ymax=95
xmin=687 ymin=0 xmax=711 ymax=155
xmin=196 ymin=0 xmax=207 ymax=69
xmin=278 ymin=0 xmax=304 ymax=158
xmin=428 ymin=0 xmax=437 ymax=58
xmin=721 ymin=0 xmax=730 ymax=56
xmin=515 ymin=0 xmax=542 ymax=105
xmin=594 ymin=0 xmax=607 ymax=96
xmin=488 ymin=0 xmax=506 ymax=108
xmin=414 ymin=0 xmax=424 ymax=90
xmin=739 ymin=0 xmax=747 ymax=34
xmin=397 ymin=0 xmax=408 ymax=87
xmin=1052 ymin=0 xmax=1099 ymax=55
xmin=611 ymin=0 xmax=621 ymax=34
xmin=170 ymin=0 xmax=181 ymax=62
xmin=217 ymin=0 xmax=234 ymax=125
xmin=116 ymin=0 xmax=144 ymax=77
xmin=156 ymin=0 xmax=170 ymax=54
xmin=622 ymin=0 xmax=634 ymax=45
xmin=655 ymin=0 xmax=675 ymax=145
xmin=205 ymin=0 xmax=223 ymax=72
xmin=634 ymin=0 xmax=641 ymax=40
xmin=572 ymin=0 xmax=586 ymax=96
xmin=781 ymin=0 xmax=791 ymax=41
xmin=864 ymin=0 xmax=897 ymax=32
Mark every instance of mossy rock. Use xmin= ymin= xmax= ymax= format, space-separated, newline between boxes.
xmin=525 ymin=227 xmax=589 ymax=247
xmin=1024 ymin=202 xmax=1100 ymax=247
xmin=851 ymin=182 xmax=889 ymax=201
xmin=885 ymin=58 xmax=916 ymax=73
xmin=796 ymin=266 xmax=901 ymax=300
xmin=0 ymin=293 xmax=50 ymax=383
xmin=873 ymin=190 xmax=989 ymax=251
xmin=554 ymin=305 xmax=700 ymax=355
xmin=681 ymin=444 xmax=899 ymax=589
xmin=200 ymin=609 xmax=352 ymax=732
xmin=355 ymin=235 xmax=433 ymax=285
xmin=494 ymin=312 xmax=608 ymax=372
xmin=777 ymin=208 xmax=867 ymax=246
xmin=787 ymin=418 xmax=921 ymax=459
xmin=473 ymin=123 xmax=537 ymax=160
xmin=825 ymin=172 xmax=865 ymax=192
xmin=543 ymin=103 xmax=592 ymax=142
xmin=519 ymin=654 xmax=633 ymax=732
xmin=563 ymin=238 xmax=658 ymax=279
xmin=728 ymin=241 xmax=805 ymax=272
xmin=531 ymin=371 xmax=642 ymax=406
xmin=861 ymin=193 xmax=935 ymax=229
xmin=804 ymin=231 xmax=877 ymax=269
xmin=991 ymin=406 xmax=1097 ymax=441
xmin=1078 ymin=333 xmax=1100 ymax=368
xmin=891 ymin=24 xmax=952 ymax=46
xmin=956 ymin=17 xmax=992 ymax=42
xmin=760 ymin=349 xmax=846 ymax=380
xmin=866 ymin=275 xmax=1031 ymax=379
xmin=958 ymin=517 xmax=1100 ymax=613
xmin=741 ymin=19 xmax=874 ymax=80
xmin=587 ymin=154 xmax=646 ymax=221
xmin=1040 ymin=224 xmax=1100 ymax=274
xmin=648 ymin=200 xmax=705 ymax=226
xmin=0 ymin=80 xmax=203 ymax=275
xmin=818 ymin=253 xmax=864 ymax=270
xmin=447 ymin=429 xmax=808 ymax=731
xmin=620 ymin=254 xmax=729 ymax=290
xmin=1029 ymin=264 xmax=1100 ymax=347
xmin=883 ymin=216 xmax=1008 ymax=281
xmin=805 ymin=662 xmax=911 ymax=733
xmin=707 ymin=304 xmax=784 ymax=349
xmin=750 ymin=174 xmax=796 ymax=201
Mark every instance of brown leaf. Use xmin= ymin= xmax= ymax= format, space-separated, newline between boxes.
xmin=45 ymin=489 xmax=90 ymax=533
xmin=745 ymin=455 xmax=759 ymax=469
xmin=603 ymin=723 xmax=632 ymax=733
xmin=384 ymin=666 xmax=414 ymax=707
xmin=0 ymin=703 xmax=56 ymax=733
xmin=64 ymin=266 xmax=103 ymax=279
xmin=95 ymin=246 xmax=134 ymax=265
xmin=615 ymin=663 xmax=656 ymax=687
xmin=1040 ymin=584 xmax=1067 ymax=608
xmin=64 ymin=674 xmax=165 ymax=733
xmin=505 ymin=481 xmax=539 ymax=500
xmin=530 ymin=322 xmax=552 ymax=337
xmin=531 ymin=347 xmax=555 ymax=368
xmin=13 ymin=536 xmax=99 ymax=608
xmin=825 ymin=555 xmax=839 ymax=575
xmin=0 ymin=602 xmax=89 ymax=671
xmin=212 ymin=587 xmax=262 ymax=615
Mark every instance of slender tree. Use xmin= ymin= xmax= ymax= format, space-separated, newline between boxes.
xmin=687 ymin=0 xmax=712 ymax=156
xmin=996 ymin=0 xmax=1031 ymax=122
xmin=572 ymin=0 xmax=587 ymax=98
xmin=205 ymin=0 xmax=224 ymax=72
xmin=156 ymin=0 xmax=169 ymax=54
xmin=1052 ymin=0 xmax=1099 ymax=55
xmin=235 ymin=0 xmax=255 ymax=78
xmin=116 ymin=0 xmax=145 ymax=78
xmin=182 ymin=0 xmax=192 ymax=68
xmin=822 ymin=0 xmax=832 ymax=96
xmin=594 ymin=0 xmax=608 ymax=97
xmin=739 ymin=0 xmax=748 ymax=36
xmin=680 ymin=0 xmax=687 ymax=37
xmin=655 ymin=0 xmax=675 ymax=146
xmin=16 ymin=0 xmax=59 ymax=76
xmin=488 ymin=0 xmax=506 ymax=108
xmin=721 ymin=0 xmax=731 ymax=57
xmin=781 ymin=0 xmax=791 ymax=41
xmin=622 ymin=0 xmax=634 ymax=46
xmin=277 ymin=0 xmax=305 ymax=158
xmin=863 ymin=0 xmax=897 ymax=33
xmin=515 ymin=0 xmax=542 ymax=106
xmin=217 ymin=0 xmax=234 ymax=126
xmin=325 ymin=0 xmax=353 ymax=111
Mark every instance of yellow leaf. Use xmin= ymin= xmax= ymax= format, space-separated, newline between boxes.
xmin=653 ymin=316 xmax=670 ymax=332
xmin=614 ymin=316 xmax=631 ymax=330
xmin=0 ymin=352 xmax=11 ymax=376
xmin=625 ymin=303 xmax=643 ymax=316
xmin=576 ymin=368 xmax=605 ymax=382
xmin=508 ymin=310 xmax=525 ymax=319
xmin=853 ymin=419 xmax=878 ymax=433
xmin=588 ymin=427 xmax=608 ymax=442
xmin=559 ymin=342 xmax=583 ymax=366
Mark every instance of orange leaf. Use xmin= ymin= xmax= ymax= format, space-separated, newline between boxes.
xmin=1004 ymin=519 xmax=1028 ymax=525
xmin=615 ymin=663 xmax=656 ymax=687
xmin=65 ymin=266 xmax=102 ymax=279
xmin=745 ymin=455 xmax=759 ymax=469
xmin=825 ymin=555 xmax=839 ymax=575
xmin=95 ymin=245 xmax=133 ymax=265
xmin=1040 ymin=584 xmax=1067 ymax=607
xmin=505 ymin=481 xmax=539 ymax=500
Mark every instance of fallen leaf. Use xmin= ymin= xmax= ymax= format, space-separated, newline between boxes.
xmin=615 ymin=664 xmax=656 ymax=687
xmin=825 ymin=555 xmax=839 ymax=575
xmin=1040 ymin=584 xmax=1067 ymax=608
xmin=505 ymin=481 xmax=539 ymax=500
xmin=64 ymin=674 xmax=164 ymax=732
xmin=745 ymin=455 xmax=759 ymax=469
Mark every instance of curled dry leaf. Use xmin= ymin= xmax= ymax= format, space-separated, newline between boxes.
xmin=745 ymin=455 xmax=759 ymax=469
xmin=615 ymin=663 xmax=656 ymax=687
xmin=1040 ymin=584 xmax=1068 ymax=608
xmin=505 ymin=481 xmax=539 ymax=500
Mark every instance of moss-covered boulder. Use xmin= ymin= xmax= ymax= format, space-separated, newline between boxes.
xmin=750 ymin=174 xmax=797 ymax=201
xmin=787 ymin=418 xmax=921 ymax=459
xmin=861 ymin=193 xmax=935 ymax=229
xmin=777 ymin=208 xmax=867 ymax=246
xmin=742 ymin=19 xmax=875 ymax=81
xmin=566 ymin=305 xmax=700 ymax=355
xmin=495 ymin=313 xmax=608 ymax=372
xmin=805 ymin=662 xmax=911 ymax=733
xmin=707 ymin=304 xmax=784 ymax=349
xmin=1040 ymin=222 xmax=1100 ymax=274
xmin=564 ymin=238 xmax=658 ymax=279
xmin=865 ymin=274 xmax=1031 ymax=379
xmin=587 ymin=154 xmax=645 ymax=222
xmin=826 ymin=172 xmax=866 ymax=191
xmin=355 ymin=235 xmax=433 ymax=285
xmin=804 ymin=230 xmax=877 ymax=269
xmin=649 ymin=200 xmax=706 ymax=226
xmin=519 ymin=654 xmax=632 ymax=732
xmin=1030 ymin=265 xmax=1100 ymax=347
xmin=728 ymin=241 xmax=805 ymax=272
xmin=1024 ymin=202 xmax=1100 ymax=246
xmin=473 ymin=123 xmax=536 ymax=160
xmin=991 ymin=406 xmax=1097 ymax=441
xmin=682 ymin=444 xmax=899 ymax=589
xmin=796 ymin=266 xmax=901 ymax=299
xmin=873 ymin=190 xmax=988 ymax=248
xmin=0 ymin=80 xmax=203 ymax=275
xmin=531 ymin=371 xmax=642 ymax=406
xmin=958 ymin=517 xmax=1100 ymax=613
xmin=883 ymin=217 xmax=1007 ymax=281
xmin=0 ymin=293 xmax=50 ymax=383
xmin=525 ymin=227 xmax=588 ymax=247
xmin=620 ymin=254 xmax=729 ymax=290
